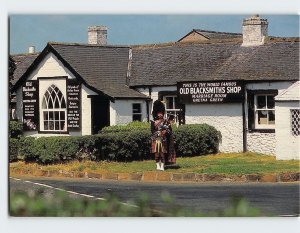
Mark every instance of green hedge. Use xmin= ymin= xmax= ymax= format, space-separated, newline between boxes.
xmin=11 ymin=124 xmax=221 ymax=164
xmin=9 ymin=138 xmax=19 ymax=162
xmin=101 ymin=121 xmax=150 ymax=133
xmin=9 ymin=121 xmax=23 ymax=138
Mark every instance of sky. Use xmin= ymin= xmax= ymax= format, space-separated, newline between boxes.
xmin=9 ymin=14 xmax=299 ymax=54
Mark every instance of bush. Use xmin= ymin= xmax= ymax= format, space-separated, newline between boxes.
xmin=101 ymin=121 xmax=150 ymax=133
xmin=173 ymin=124 xmax=221 ymax=156
xmin=9 ymin=121 xmax=23 ymax=138
xmin=9 ymin=138 xmax=19 ymax=162
xmin=16 ymin=124 xmax=220 ymax=164
xmin=97 ymin=129 xmax=151 ymax=161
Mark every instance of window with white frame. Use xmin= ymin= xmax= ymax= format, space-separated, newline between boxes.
xmin=163 ymin=96 xmax=181 ymax=122
xmin=254 ymin=94 xmax=275 ymax=129
xmin=41 ymin=84 xmax=67 ymax=131
xmin=291 ymin=109 xmax=300 ymax=136
xmin=132 ymin=103 xmax=142 ymax=121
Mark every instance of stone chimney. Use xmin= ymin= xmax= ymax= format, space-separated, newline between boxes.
xmin=242 ymin=15 xmax=268 ymax=46
xmin=28 ymin=46 xmax=35 ymax=53
xmin=88 ymin=26 xmax=108 ymax=45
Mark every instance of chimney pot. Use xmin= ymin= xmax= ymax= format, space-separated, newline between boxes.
xmin=28 ymin=46 xmax=35 ymax=54
xmin=88 ymin=26 xmax=108 ymax=45
xmin=242 ymin=15 xmax=268 ymax=46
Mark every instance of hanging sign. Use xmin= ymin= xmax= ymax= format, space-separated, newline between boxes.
xmin=177 ymin=81 xmax=244 ymax=104
xmin=67 ymin=80 xmax=81 ymax=130
xmin=22 ymin=80 xmax=38 ymax=130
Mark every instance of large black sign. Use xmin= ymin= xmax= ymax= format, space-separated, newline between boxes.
xmin=22 ymin=80 xmax=38 ymax=130
xmin=67 ymin=80 xmax=81 ymax=130
xmin=177 ymin=81 xmax=244 ymax=104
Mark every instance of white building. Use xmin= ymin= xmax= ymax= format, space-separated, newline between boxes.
xmin=275 ymin=81 xmax=300 ymax=160
xmin=11 ymin=16 xmax=299 ymax=159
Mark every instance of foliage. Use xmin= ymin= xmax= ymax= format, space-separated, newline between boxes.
xmin=173 ymin=124 xmax=221 ymax=156
xmin=14 ymin=124 xmax=220 ymax=164
xmin=9 ymin=138 xmax=19 ymax=162
xmin=9 ymin=56 xmax=16 ymax=91
xmin=10 ymin=190 xmax=263 ymax=217
xmin=97 ymin=129 xmax=151 ymax=161
xmin=101 ymin=121 xmax=150 ymax=133
xmin=22 ymin=136 xmax=101 ymax=164
xmin=9 ymin=121 xmax=23 ymax=138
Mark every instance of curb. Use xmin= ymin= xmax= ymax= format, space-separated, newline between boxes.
xmin=10 ymin=167 xmax=300 ymax=183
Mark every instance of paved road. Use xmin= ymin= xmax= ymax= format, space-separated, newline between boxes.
xmin=10 ymin=177 xmax=299 ymax=216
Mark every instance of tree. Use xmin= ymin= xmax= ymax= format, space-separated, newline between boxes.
xmin=9 ymin=55 xmax=16 ymax=91
xmin=9 ymin=56 xmax=16 ymax=119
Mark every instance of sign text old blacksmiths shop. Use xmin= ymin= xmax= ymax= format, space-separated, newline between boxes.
xmin=177 ymin=81 xmax=244 ymax=104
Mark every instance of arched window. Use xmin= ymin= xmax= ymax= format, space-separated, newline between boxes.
xmin=42 ymin=84 xmax=67 ymax=131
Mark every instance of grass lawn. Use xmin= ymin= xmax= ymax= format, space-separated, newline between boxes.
xmin=10 ymin=152 xmax=300 ymax=175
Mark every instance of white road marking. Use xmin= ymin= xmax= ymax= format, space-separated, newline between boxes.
xmin=9 ymin=177 xmax=137 ymax=208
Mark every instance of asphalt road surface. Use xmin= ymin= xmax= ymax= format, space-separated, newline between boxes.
xmin=10 ymin=177 xmax=299 ymax=216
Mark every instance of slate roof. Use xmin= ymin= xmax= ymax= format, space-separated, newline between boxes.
xmin=178 ymin=29 xmax=242 ymax=42
xmin=13 ymin=43 xmax=148 ymax=99
xmin=50 ymin=43 xmax=148 ymax=99
xmin=130 ymin=40 xmax=299 ymax=86
xmin=11 ymin=53 xmax=39 ymax=86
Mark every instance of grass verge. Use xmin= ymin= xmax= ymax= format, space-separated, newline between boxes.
xmin=10 ymin=152 xmax=300 ymax=176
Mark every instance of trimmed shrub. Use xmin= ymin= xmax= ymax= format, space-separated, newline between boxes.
xmin=9 ymin=121 xmax=23 ymax=138
xmin=101 ymin=121 xmax=150 ymax=133
xmin=173 ymin=124 xmax=221 ymax=156
xmin=16 ymin=124 xmax=220 ymax=164
xmin=18 ymin=137 xmax=36 ymax=162
xmin=9 ymin=138 xmax=19 ymax=162
xmin=97 ymin=129 xmax=151 ymax=161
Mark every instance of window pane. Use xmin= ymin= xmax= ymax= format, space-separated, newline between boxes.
xmin=49 ymin=112 xmax=54 ymax=120
xmin=54 ymin=111 xmax=59 ymax=120
xmin=44 ymin=121 xmax=48 ymax=130
xmin=54 ymin=97 xmax=60 ymax=108
xmin=61 ymin=97 xmax=66 ymax=108
xmin=166 ymin=97 xmax=174 ymax=109
xmin=60 ymin=121 xmax=66 ymax=131
xmin=267 ymin=96 xmax=275 ymax=109
xmin=268 ymin=110 xmax=275 ymax=124
xmin=48 ymin=97 xmax=53 ymax=108
xmin=132 ymin=103 xmax=141 ymax=113
xmin=61 ymin=111 xmax=65 ymax=120
xmin=49 ymin=121 xmax=54 ymax=130
xmin=258 ymin=110 xmax=268 ymax=125
xmin=133 ymin=114 xmax=142 ymax=121
xmin=174 ymin=97 xmax=180 ymax=109
xmin=257 ymin=96 xmax=266 ymax=109
xmin=55 ymin=121 xmax=59 ymax=130
xmin=44 ymin=112 xmax=48 ymax=120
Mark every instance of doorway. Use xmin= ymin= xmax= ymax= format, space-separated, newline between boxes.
xmin=91 ymin=98 xmax=110 ymax=134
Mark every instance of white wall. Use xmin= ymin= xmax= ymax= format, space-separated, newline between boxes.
xmin=16 ymin=52 xmax=97 ymax=137
xmin=81 ymin=85 xmax=97 ymax=135
xmin=246 ymin=81 xmax=294 ymax=155
xmin=110 ymin=99 xmax=147 ymax=125
xmin=275 ymin=101 xmax=300 ymax=160
xmin=185 ymin=103 xmax=243 ymax=153
xmin=137 ymin=86 xmax=176 ymax=120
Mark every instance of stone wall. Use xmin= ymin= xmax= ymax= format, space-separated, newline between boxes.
xmin=247 ymin=132 xmax=276 ymax=155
